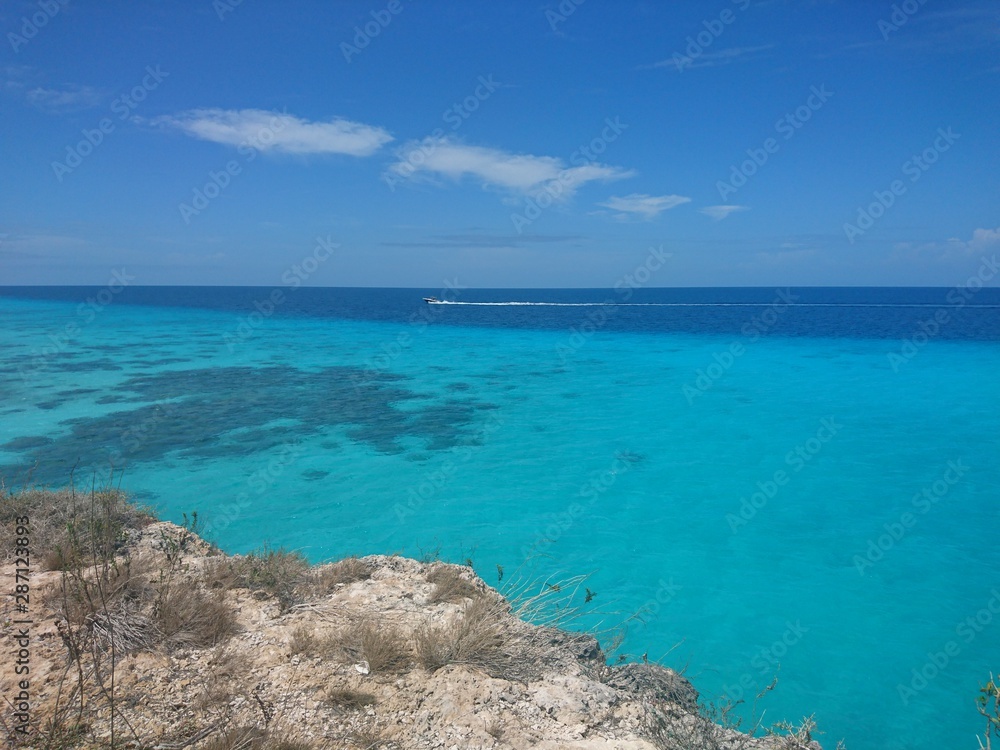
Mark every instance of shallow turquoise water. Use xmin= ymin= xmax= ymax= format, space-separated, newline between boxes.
xmin=1 ymin=289 xmax=998 ymax=749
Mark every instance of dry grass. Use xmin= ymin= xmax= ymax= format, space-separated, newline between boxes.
xmin=426 ymin=563 xmax=480 ymax=604
xmin=0 ymin=485 xmax=152 ymax=564
xmin=322 ymin=556 xmax=372 ymax=585
xmin=155 ymin=584 xmax=239 ymax=649
xmin=414 ymin=595 xmax=506 ymax=673
xmin=289 ymin=624 xmax=318 ymax=655
xmin=200 ymin=725 xmax=266 ymax=750
xmin=325 ymin=686 xmax=377 ymax=710
xmin=227 ymin=545 xmax=310 ymax=611
xmin=347 ymin=722 xmax=394 ymax=750
xmin=297 ymin=556 xmax=372 ymax=600
xmin=321 ymin=620 xmax=412 ymax=673
xmin=199 ymin=726 xmax=320 ymax=750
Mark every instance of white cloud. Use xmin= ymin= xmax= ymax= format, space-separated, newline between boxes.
xmin=644 ymin=45 xmax=774 ymax=72
xmin=386 ymin=137 xmax=633 ymax=199
xmin=893 ymin=226 xmax=1000 ymax=263
xmin=158 ymin=108 xmax=393 ymax=156
xmin=26 ymin=85 xmax=104 ymax=113
xmin=597 ymin=193 xmax=691 ymax=220
xmin=701 ymin=205 xmax=749 ymax=221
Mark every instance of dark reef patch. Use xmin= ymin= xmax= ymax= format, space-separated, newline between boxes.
xmin=1 ymin=365 xmax=496 ymax=486
xmin=50 ymin=358 xmax=124 ymax=372
xmin=1 ymin=435 xmax=53 ymax=451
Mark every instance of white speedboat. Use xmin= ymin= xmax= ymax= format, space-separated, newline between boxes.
xmin=422 ymin=296 xmax=439 ymax=303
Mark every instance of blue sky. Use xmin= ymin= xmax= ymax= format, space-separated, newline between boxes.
xmin=1 ymin=0 xmax=998 ymax=287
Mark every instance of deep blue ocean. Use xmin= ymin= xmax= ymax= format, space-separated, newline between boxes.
xmin=2 ymin=285 xmax=998 ymax=750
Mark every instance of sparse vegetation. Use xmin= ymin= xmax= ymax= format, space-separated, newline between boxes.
xmin=978 ymin=673 xmax=1000 ymax=750
xmin=297 ymin=556 xmax=373 ymax=600
xmin=289 ymin=624 xmax=318 ymax=655
xmin=0 ymin=484 xmax=153 ymax=565
xmin=325 ymin=686 xmax=377 ymax=710
xmin=227 ymin=545 xmax=310 ymax=611
xmin=199 ymin=725 xmax=318 ymax=750
xmin=154 ymin=584 xmax=238 ymax=648
xmin=322 ymin=619 xmax=412 ymax=673
xmin=426 ymin=562 xmax=480 ymax=603
xmin=415 ymin=595 xmax=506 ymax=673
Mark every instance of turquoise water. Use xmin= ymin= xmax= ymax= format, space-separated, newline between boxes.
xmin=1 ymin=288 xmax=999 ymax=749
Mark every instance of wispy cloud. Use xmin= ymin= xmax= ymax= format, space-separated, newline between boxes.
xmin=892 ymin=226 xmax=1000 ymax=264
xmin=385 ymin=138 xmax=633 ymax=199
xmin=157 ymin=108 xmax=393 ymax=156
xmin=26 ymin=84 xmax=105 ymax=113
xmin=597 ymin=193 xmax=691 ymax=221
xmin=701 ymin=205 xmax=749 ymax=221
xmin=1 ymin=67 xmax=105 ymax=113
xmin=382 ymin=232 xmax=583 ymax=249
xmin=643 ymin=44 xmax=774 ymax=72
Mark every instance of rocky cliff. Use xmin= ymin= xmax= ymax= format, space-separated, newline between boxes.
xmin=1 ymin=510 xmax=823 ymax=750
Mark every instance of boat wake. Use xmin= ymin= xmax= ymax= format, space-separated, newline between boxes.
xmin=426 ymin=301 xmax=1000 ymax=308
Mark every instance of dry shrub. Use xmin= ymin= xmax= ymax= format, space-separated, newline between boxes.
xmin=228 ymin=545 xmax=310 ymax=611
xmin=202 ymin=555 xmax=238 ymax=589
xmin=0 ymin=485 xmax=152 ymax=564
xmin=426 ymin=563 xmax=480 ymax=604
xmin=155 ymin=584 xmax=238 ymax=648
xmin=199 ymin=727 xmax=318 ymax=750
xmin=323 ymin=556 xmax=372 ymax=585
xmin=289 ymin=624 xmax=318 ymax=655
xmin=42 ymin=547 xmax=68 ymax=571
xmin=347 ymin=722 xmax=393 ymax=750
xmin=415 ymin=595 xmax=506 ymax=673
xmin=322 ymin=620 xmax=411 ymax=673
xmin=201 ymin=725 xmax=267 ymax=750
xmin=326 ymin=686 xmax=377 ymax=710
xmin=298 ymin=556 xmax=372 ymax=600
